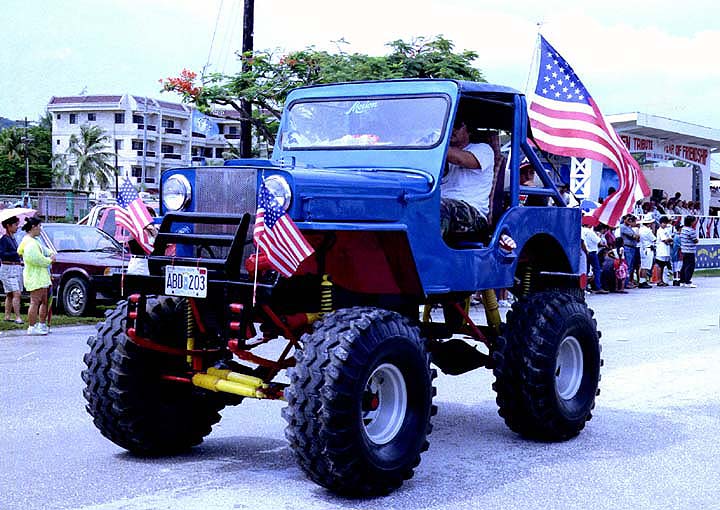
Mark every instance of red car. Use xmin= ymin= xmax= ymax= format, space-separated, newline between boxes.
xmin=28 ymin=223 xmax=130 ymax=316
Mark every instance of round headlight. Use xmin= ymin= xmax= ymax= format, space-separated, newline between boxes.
xmin=163 ymin=174 xmax=191 ymax=211
xmin=264 ymin=175 xmax=292 ymax=210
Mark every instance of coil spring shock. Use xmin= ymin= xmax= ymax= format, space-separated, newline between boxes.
xmin=186 ymin=299 xmax=195 ymax=364
xmin=320 ymin=274 xmax=333 ymax=316
xmin=521 ymin=264 xmax=533 ymax=298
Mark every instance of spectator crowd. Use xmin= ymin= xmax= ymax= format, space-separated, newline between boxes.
xmin=580 ymin=192 xmax=703 ymax=294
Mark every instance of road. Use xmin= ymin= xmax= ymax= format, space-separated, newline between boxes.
xmin=1 ymin=278 xmax=719 ymax=510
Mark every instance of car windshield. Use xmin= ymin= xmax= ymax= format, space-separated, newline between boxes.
xmin=280 ymin=95 xmax=449 ymax=150
xmin=43 ymin=225 xmax=121 ymax=253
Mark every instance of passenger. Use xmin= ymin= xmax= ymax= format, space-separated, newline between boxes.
xmin=520 ymin=162 xmax=548 ymax=206
xmin=440 ymin=116 xmax=495 ymax=238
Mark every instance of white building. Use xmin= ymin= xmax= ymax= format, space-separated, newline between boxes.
xmin=47 ymin=94 xmax=243 ymax=192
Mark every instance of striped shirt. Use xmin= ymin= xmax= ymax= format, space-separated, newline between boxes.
xmin=680 ymin=226 xmax=699 ymax=254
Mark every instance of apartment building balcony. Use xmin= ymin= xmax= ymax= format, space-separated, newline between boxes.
xmin=224 ymin=133 xmax=241 ymax=139
xmin=135 ymin=150 xmax=157 ymax=157
xmin=162 ymin=153 xmax=182 ymax=160
xmin=136 ymin=124 xmax=157 ymax=131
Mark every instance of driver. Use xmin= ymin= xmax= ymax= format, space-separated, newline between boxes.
xmin=440 ymin=116 xmax=495 ymax=237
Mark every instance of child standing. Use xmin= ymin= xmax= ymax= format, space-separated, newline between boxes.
xmin=614 ymin=237 xmax=628 ymax=293
xmin=671 ymin=222 xmax=682 ymax=286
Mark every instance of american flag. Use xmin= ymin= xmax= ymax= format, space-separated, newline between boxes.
xmin=253 ymin=182 xmax=314 ymax=277
xmin=528 ymin=35 xmax=650 ymax=227
xmin=114 ymin=177 xmax=154 ymax=254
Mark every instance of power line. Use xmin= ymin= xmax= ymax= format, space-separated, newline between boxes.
xmin=203 ymin=0 xmax=225 ymax=78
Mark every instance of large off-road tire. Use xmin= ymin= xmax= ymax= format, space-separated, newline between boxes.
xmin=81 ymin=297 xmax=226 ymax=455
xmin=492 ymin=291 xmax=601 ymax=440
xmin=283 ymin=307 xmax=436 ymax=496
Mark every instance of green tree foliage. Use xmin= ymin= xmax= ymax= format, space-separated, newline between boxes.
xmin=161 ymin=36 xmax=485 ymax=146
xmin=53 ymin=125 xmax=116 ymax=191
xmin=0 ymin=117 xmax=53 ymax=193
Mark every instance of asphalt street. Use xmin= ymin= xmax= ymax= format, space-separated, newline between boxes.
xmin=1 ymin=277 xmax=719 ymax=510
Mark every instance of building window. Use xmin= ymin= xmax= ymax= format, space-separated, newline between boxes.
xmin=131 ymin=140 xmax=143 ymax=150
xmin=133 ymin=114 xmax=144 ymax=124
xmin=217 ymin=125 xmax=224 ymax=134
xmin=228 ymin=126 xmax=239 ymax=134
xmin=161 ymin=119 xmax=175 ymax=128
xmin=56 ymin=139 xmax=60 ymax=145
xmin=115 ymin=113 xmax=125 ymax=124
xmin=131 ymin=166 xmax=143 ymax=178
xmin=56 ymin=114 xmax=61 ymax=120
xmin=87 ymin=113 xmax=96 ymax=121
xmin=215 ymin=148 xmax=224 ymax=158
xmin=69 ymin=113 xmax=77 ymax=124
xmin=161 ymin=144 xmax=174 ymax=154
xmin=115 ymin=139 xmax=123 ymax=150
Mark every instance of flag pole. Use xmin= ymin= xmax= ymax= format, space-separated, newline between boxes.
xmin=251 ymin=172 xmax=265 ymax=307
xmin=524 ymin=28 xmax=542 ymax=99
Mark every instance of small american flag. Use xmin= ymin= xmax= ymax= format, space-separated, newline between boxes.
xmin=114 ymin=177 xmax=154 ymax=253
xmin=528 ymin=35 xmax=650 ymax=227
xmin=253 ymin=182 xmax=313 ymax=277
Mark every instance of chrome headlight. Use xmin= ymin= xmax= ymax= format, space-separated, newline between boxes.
xmin=163 ymin=174 xmax=191 ymax=211
xmin=264 ymin=175 xmax=292 ymax=210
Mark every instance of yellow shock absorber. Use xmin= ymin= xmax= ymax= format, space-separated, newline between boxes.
xmin=193 ymin=367 xmax=270 ymax=398
xmin=522 ymin=264 xmax=533 ymax=298
xmin=481 ymin=289 xmax=502 ymax=335
xmin=319 ymin=274 xmax=333 ymax=316
xmin=186 ymin=300 xmax=195 ymax=364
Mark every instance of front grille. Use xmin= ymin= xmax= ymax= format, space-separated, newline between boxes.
xmin=195 ymin=167 xmax=257 ymax=225
xmin=194 ymin=167 xmax=257 ymax=260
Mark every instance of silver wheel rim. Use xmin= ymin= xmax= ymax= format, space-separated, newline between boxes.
xmin=68 ymin=285 xmax=85 ymax=312
xmin=362 ymin=363 xmax=407 ymax=445
xmin=555 ymin=336 xmax=584 ymax=400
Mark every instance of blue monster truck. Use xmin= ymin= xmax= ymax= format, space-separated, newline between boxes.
xmin=82 ymin=79 xmax=601 ymax=496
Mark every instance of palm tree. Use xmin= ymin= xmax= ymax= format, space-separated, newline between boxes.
xmin=63 ymin=125 xmax=116 ymax=191
xmin=0 ymin=127 xmax=27 ymax=163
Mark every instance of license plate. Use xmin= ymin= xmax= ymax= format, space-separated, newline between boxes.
xmin=165 ymin=266 xmax=208 ymax=298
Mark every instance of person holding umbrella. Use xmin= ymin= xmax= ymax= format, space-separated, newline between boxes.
xmin=0 ymin=215 xmax=24 ymax=323
xmin=17 ymin=216 xmax=55 ymax=335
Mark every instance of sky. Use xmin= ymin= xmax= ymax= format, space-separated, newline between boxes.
xmin=2 ymin=0 xmax=720 ymax=133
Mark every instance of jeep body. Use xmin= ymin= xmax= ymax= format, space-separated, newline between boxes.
xmin=83 ymin=79 xmax=600 ymax=497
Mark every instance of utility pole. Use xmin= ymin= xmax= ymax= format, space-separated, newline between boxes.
xmin=240 ymin=0 xmax=254 ymax=158
xmin=23 ymin=117 xmax=31 ymax=189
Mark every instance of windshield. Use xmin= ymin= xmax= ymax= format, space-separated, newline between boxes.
xmin=280 ymin=95 xmax=450 ymax=150
xmin=43 ymin=225 xmax=121 ymax=252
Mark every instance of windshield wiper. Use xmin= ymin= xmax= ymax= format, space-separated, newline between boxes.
xmin=88 ymin=247 xmax=121 ymax=253
xmin=56 ymin=248 xmax=86 ymax=253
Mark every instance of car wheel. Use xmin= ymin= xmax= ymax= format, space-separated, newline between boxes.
xmin=62 ymin=276 xmax=94 ymax=317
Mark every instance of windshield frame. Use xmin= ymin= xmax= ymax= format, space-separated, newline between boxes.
xmin=279 ymin=93 xmax=452 ymax=151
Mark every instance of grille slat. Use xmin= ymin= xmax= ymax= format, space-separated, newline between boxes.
xmin=194 ymin=167 xmax=257 ymax=261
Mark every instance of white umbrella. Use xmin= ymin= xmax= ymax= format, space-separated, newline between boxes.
xmin=0 ymin=207 xmax=36 ymax=229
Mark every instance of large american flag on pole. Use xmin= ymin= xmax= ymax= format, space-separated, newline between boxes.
xmin=528 ymin=35 xmax=650 ymax=227
xmin=253 ymin=182 xmax=314 ymax=277
xmin=114 ymin=176 xmax=154 ymax=254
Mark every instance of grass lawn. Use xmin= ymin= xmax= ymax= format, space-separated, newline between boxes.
xmin=0 ymin=306 xmax=111 ymax=332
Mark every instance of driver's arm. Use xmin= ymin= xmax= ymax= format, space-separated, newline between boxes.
xmin=446 ymin=146 xmax=481 ymax=169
